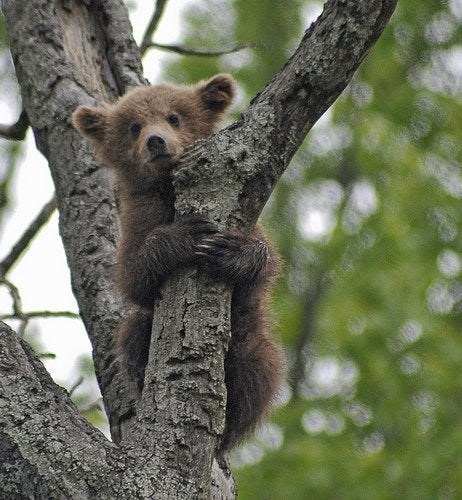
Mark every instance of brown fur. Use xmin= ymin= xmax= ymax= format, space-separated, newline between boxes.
xmin=72 ymin=74 xmax=285 ymax=450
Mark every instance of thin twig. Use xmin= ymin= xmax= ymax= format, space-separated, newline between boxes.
xmin=79 ymin=399 xmax=104 ymax=414
xmin=140 ymin=0 xmax=169 ymax=56
xmin=69 ymin=377 xmax=84 ymax=397
xmin=0 ymin=153 xmax=17 ymax=210
xmin=0 ymin=110 xmax=29 ymax=141
xmin=38 ymin=352 xmax=57 ymax=359
xmin=0 ymin=278 xmax=28 ymax=336
xmin=148 ymin=42 xmax=255 ymax=57
xmin=0 ymin=278 xmax=23 ymax=317
xmin=0 ymin=195 xmax=57 ymax=277
xmin=0 ymin=310 xmax=80 ymax=321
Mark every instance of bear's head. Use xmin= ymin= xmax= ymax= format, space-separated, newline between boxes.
xmin=72 ymin=74 xmax=236 ymax=183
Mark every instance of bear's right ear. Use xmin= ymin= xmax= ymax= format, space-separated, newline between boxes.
xmin=197 ymin=74 xmax=236 ymax=112
xmin=72 ymin=105 xmax=108 ymax=141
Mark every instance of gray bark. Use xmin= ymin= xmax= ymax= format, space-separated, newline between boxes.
xmin=1 ymin=0 xmax=146 ymax=444
xmin=0 ymin=0 xmax=397 ymax=497
xmin=0 ymin=321 xmax=125 ymax=499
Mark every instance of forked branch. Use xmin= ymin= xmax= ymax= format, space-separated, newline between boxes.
xmin=140 ymin=0 xmax=169 ymax=55
xmin=0 ymin=196 xmax=57 ymax=278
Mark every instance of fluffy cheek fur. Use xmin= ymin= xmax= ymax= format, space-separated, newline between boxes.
xmin=95 ymin=134 xmax=137 ymax=174
xmin=91 ymin=130 xmax=169 ymax=181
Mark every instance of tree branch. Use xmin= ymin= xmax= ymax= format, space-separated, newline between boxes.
xmin=0 ymin=158 xmax=15 ymax=212
xmin=0 ymin=110 xmax=29 ymax=141
xmin=2 ymin=0 xmax=236 ymax=495
xmin=0 ymin=195 xmax=56 ymax=277
xmin=100 ymin=0 xmax=148 ymax=92
xmin=140 ymin=0 xmax=169 ymax=56
xmin=0 ymin=321 xmax=176 ymax=498
xmin=0 ymin=322 xmax=121 ymax=497
xmin=173 ymin=0 xmax=398 ymax=228
xmin=2 ymin=0 xmax=145 ymax=446
xmin=0 ymin=310 xmax=80 ymax=321
xmin=147 ymin=41 xmax=255 ymax=57
xmin=0 ymin=278 xmax=28 ymax=336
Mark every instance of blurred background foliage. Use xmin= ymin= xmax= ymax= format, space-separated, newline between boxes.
xmin=2 ymin=0 xmax=462 ymax=497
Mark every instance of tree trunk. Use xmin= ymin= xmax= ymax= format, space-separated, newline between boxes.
xmin=0 ymin=0 xmax=397 ymax=497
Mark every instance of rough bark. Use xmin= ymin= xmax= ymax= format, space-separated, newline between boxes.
xmin=0 ymin=321 xmax=124 ymax=499
xmin=0 ymin=0 xmax=397 ymax=497
xmin=1 ymin=0 xmax=145 ymax=443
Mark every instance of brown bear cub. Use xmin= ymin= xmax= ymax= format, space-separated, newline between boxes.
xmin=72 ymin=74 xmax=285 ymax=450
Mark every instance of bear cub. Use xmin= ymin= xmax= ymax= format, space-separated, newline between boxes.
xmin=72 ymin=74 xmax=285 ymax=450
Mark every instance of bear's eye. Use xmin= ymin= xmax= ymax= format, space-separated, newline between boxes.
xmin=129 ymin=122 xmax=141 ymax=138
xmin=167 ymin=114 xmax=180 ymax=128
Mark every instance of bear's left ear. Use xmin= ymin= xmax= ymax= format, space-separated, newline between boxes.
xmin=197 ymin=74 xmax=236 ymax=112
xmin=72 ymin=105 xmax=108 ymax=141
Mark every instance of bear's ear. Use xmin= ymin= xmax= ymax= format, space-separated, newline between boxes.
xmin=197 ymin=74 xmax=236 ymax=112
xmin=72 ymin=105 xmax=108 ymax=141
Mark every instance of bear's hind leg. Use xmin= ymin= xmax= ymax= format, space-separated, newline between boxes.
xmin=222 ymin=330 xmax=285 ymax=450
xmin=115 ymin=306 xmax=153 ymax=390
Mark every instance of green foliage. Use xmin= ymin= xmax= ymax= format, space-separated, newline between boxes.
xmin=160 ymin=0 xmax=462 ymax=497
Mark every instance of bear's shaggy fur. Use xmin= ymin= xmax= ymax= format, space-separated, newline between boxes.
xmin=72 ymin=74 xmax=285 ymax=450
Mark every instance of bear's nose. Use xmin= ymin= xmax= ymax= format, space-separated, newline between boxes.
xmin=146 ymin=134 xmax=165 ymax=153
xmin=146 ymin=134 xmax=167 ymax=158
xmin=146 ymin=134 xmax=167 ymax=157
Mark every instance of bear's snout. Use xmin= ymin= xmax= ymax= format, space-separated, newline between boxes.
xmin=146 ymin=134 xmax=167 ymax=159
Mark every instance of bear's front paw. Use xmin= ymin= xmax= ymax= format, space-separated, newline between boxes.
xmin=196 ymin=231 xmax=269 ymax=283
xmin=177 ymin=214 xmax=218 ymax=243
